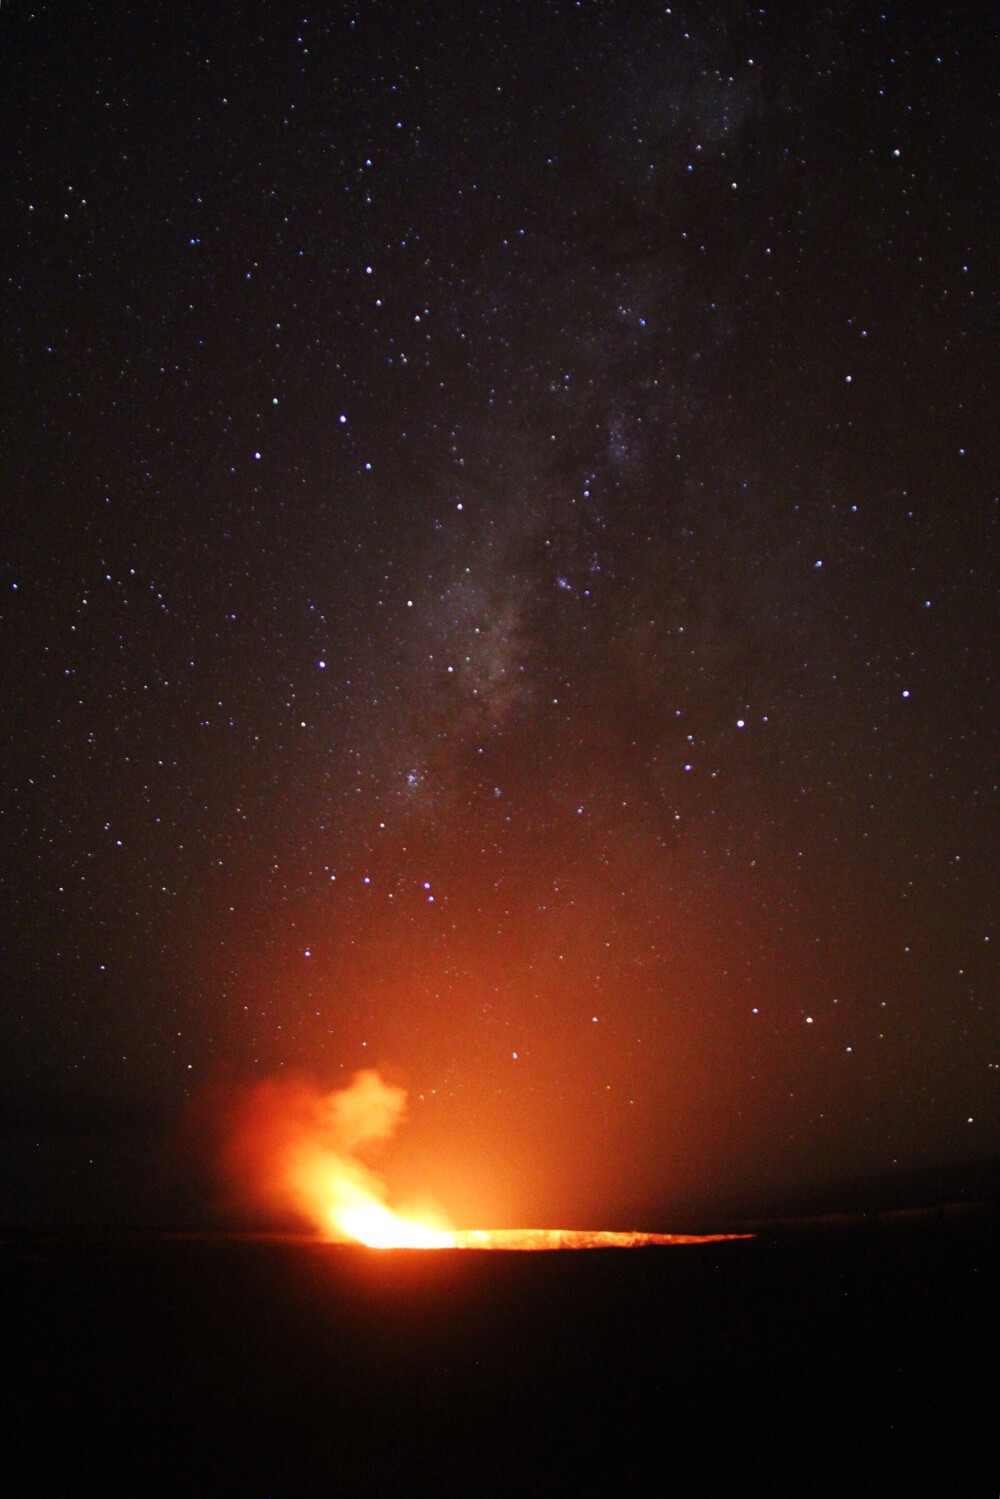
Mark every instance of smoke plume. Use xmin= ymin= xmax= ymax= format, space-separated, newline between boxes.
xmin=200 ymin=1069 xmax=412 ymax=1236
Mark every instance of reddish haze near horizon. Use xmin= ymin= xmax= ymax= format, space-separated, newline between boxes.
xmin=200 ymin=1068 xmax=753 ymax=1244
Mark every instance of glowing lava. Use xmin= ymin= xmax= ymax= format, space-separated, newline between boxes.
xmin=209 ymin=1068 xmax=750 ymax=1249
xmin=327 ymin=1199 xmax=455 ymax=1250
xmin=429 ymin=1229 xmax=747 ymax=1249
xmin=327 ymin=1221 xmax=749 ymax=1250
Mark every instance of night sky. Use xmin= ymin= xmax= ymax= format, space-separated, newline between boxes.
xmin=3 ymin=0 xmax=998 ymax=1226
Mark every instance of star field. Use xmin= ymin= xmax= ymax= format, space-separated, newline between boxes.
xmin=2 ymin=0 xmax=998 ymax=1223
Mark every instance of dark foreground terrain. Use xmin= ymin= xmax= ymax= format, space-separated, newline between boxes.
xmin=2 ymin=1209 xmax=997 ymax=1497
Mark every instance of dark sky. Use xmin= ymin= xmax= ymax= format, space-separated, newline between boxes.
xmin=3 ymin=0 xmax=998 ymax=1225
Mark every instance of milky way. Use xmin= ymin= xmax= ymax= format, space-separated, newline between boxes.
xmin=3 ymin=1 xmax=997 ymax=1225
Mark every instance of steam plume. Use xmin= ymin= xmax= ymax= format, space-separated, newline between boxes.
xmin=204 ymin=1069 xmax=415 ymax=1236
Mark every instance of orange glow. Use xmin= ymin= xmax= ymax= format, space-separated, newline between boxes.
xmin=208 ymin=1068 xmax=455 ymax=1245
xmin=208 ymin=1068 xmax=749 ymax=1249
xmin=444 ymin=1229 xmax=747 ymax=1249
xmin=333 ymin=1201 xmax=455 ymax=1249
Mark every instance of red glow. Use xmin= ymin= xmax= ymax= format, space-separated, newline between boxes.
xmin=204 ymin=1069 xmax=749 ymax=1249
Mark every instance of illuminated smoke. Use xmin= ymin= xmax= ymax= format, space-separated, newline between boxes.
xmin=201 ymin=1068 xmax=751 ymax=1249
xmin=206 ymin=1068 xmax=451 ymax=1243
